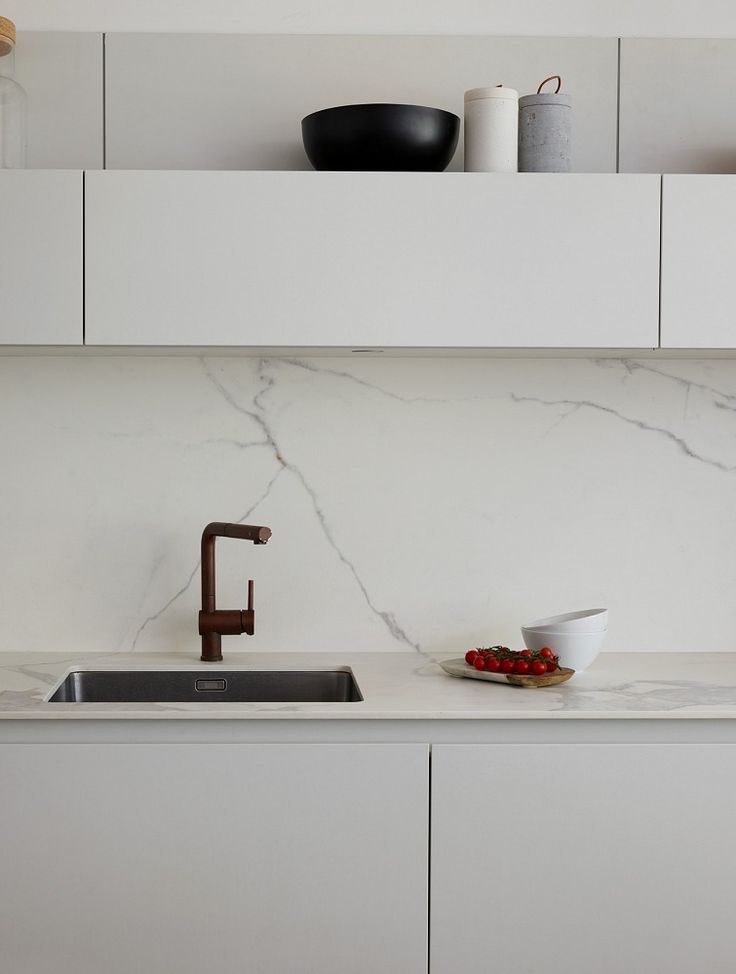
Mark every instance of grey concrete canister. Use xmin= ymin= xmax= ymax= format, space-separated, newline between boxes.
xmin=519 ymin=79 xmax=571 ymax=172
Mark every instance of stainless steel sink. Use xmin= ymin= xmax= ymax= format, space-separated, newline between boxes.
xmin=48 ymin=670 xmax=363 ymax=703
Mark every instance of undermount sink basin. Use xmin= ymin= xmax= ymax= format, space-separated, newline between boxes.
xmin=48 ymin=670 xmax=363 ymax=704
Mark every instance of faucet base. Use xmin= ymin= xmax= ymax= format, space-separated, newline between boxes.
xmin=201 ymin=632 xmax=222 ymax=663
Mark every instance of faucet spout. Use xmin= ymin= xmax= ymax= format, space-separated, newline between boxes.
xmin=199 ymin=521 xmax=272 ymax=662
xmin=203 ymin=522 xmax=272 ymax=545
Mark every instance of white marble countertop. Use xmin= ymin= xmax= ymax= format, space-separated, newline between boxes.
xmin=0 ymin=651 xmax=735 ymax=720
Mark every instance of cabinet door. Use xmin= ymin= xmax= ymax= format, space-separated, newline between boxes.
xmin=0 ymin=170 xmax=82 ymax=345
xmin=0 ymin=743 xmax=428 ymax=974
xmin=431 ymin=744 xmax=736 ymax=974
xmin=620 ymin=40 xmax=736 ymax=175
xmin=17 ymin=33 xmax=103 ymax=168
xmin=85 ymin=171 xmax=659 ymax=349
xmin=662 ymin=175 xmax=736 ymax=348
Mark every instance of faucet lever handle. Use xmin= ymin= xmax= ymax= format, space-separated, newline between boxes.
xmin=247 ymin=578 xmax=254 ymax=612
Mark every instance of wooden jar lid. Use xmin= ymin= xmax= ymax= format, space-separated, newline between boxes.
xmin=0 ymin=16 xmax=16 ymax=57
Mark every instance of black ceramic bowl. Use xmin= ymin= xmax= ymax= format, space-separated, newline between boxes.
xmin=301 ymin=103 xmax=460 ymax=172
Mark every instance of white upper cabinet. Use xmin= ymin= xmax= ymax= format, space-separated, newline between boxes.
xmin=105 ymin=33 xmax=617 ymax=173
xmin=18 ymin=32 xmax=103 ymax=169
xmin=661 ymin=176 xmax=736 ymax=349
xmin=0 ymin=170 xmax=82 ymax=346
xmin=620 ymin=40 xmax=736 ymax=174
xmin=85 ymin=171 xmax=660 ymax=349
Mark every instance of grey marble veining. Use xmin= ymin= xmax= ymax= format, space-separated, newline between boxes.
xmin=2 ymin=355 xmax=736 ymax=657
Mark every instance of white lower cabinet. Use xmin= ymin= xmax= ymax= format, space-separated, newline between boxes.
xmin=8 ymin=738 xmax=732 ymax=974
xmin=0 ymin=743 xmax=428 ymax=974
xmin=431 ymin=744 xmax=736 ymax=974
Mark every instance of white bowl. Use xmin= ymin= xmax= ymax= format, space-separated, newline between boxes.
xmin=524 ymin=608 xmax=608 ymax=633
xmin=523 ymin=627 xmax=605 ymax=636
xmin=520 ymin=627 xmax=607 ymax=672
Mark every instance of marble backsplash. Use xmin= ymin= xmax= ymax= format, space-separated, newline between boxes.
xmin=2 ymin=355 xmax=735 ymax=656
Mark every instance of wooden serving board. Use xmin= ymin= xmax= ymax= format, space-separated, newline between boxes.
xmin=439 ymin=657 xmax=575 ymax=688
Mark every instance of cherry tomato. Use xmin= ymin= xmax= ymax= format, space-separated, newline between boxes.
xmin=465 ymin=650 xmax=478 ymax=665
xmin=539 ymin=647 xmax=555 ymax=659
xmin=473 ymin=656 xmax=486 ymax=671
xmin=520 ymin=649 xmax=532 ymax=657
xmin=513 ymin=659 xmax=530 ymax=675
xmin=546 ymin=661 xmax=558 ymax=672
xmin=530 ymin=660 xmax=547 ymax=676
xmin=484 ymin=656 xmax=501 ymax=673
xmin=500 ymin=659 xmax=515 ymax=674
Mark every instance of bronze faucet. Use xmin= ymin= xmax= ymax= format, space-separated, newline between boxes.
xmin=199 ymin=521 xmax=272 ymax=662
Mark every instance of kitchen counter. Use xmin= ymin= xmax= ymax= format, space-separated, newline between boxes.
xmin=1 ymin=651 xmax=735 ymax=721
xmin=6 ymin=651 xmax=736 ymax=974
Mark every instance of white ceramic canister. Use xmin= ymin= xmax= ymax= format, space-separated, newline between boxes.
xmin=464 ymin=85 xmax=519 ymax=173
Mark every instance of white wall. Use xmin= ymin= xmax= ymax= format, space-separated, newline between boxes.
xmin=3 ymin=355 xmax=735 ymax=657
xmin=6 ymin=0 xmax=736 ymax=37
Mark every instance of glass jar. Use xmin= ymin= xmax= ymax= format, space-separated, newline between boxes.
xmin=0 ymin=17 xmax=26 ymax=168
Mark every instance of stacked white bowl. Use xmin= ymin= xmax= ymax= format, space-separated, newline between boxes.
xmin=521 ymin=608 xmax=608 ymax=673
